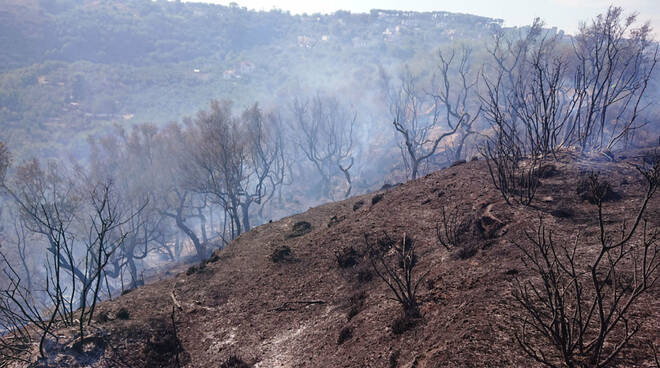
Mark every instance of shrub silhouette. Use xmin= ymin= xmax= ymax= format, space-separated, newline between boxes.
xmin=288 ymin=221 xmax=312 ymax=238
xmin=365 ymin=233 xmax=428 ymax=319
xmin=337 ymin=326 xmax=353 ymax=344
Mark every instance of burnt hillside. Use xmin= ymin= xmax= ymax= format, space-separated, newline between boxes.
xmin=16 ymin=150 xmax=660 ymax=367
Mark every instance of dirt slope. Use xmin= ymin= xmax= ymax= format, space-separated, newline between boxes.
xmin=23 ymin=151 xmax=660 ymax=367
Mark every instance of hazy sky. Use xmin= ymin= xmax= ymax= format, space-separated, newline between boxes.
xmin=187 ymin=0 xmax=660 ymax=36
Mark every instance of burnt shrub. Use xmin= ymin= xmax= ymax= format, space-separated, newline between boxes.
xmin=270 ymin=246 xmax=295 ymax=263
xmin=371 ymin=193 xmax=384 ymax=205
xmin=551 ymin=205 xmax=575 ymax=219
xmin=536 ymin=164 xmax=559 ymax=178
xmin=335 ymin=246 xmax=360 ymax=268
xmin=576 ymin=172 xmax=621 ymax=204
xmin=143 ymin=319 xmax=186 ymax=367
xmin=328 ymin=215 xmax=345 ymax=228
xmin=356 ymin=267 xmax=373 ymax=283
xmin=347 ymin=291 xmax=366 ymax=320
xmin=288 ymin=221 xmax=312 ymax=238
xmin=337 ymin=326 xmax=353 ymax=345
xmin=452 ymin=244 xmax=478 ymax=260
xmin=391 ymin=313 xmax=420 ymax=335
xmin=117 ymin=308 xmax=130 ymax=320
xmin=366 ymin=233 xmax=427 ymax=319
xmin=389 ymin=350 xmax=400 ymax=368
xmin=220 ymin=355 xmax=251 ymax=368
xmin=353 ymin=200 xmax=365 ymax=211
xmin=95 ymin=311 xmax=110 ymax=324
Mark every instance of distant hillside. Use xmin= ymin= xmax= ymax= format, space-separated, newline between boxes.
xmin=0 ymin=0 xmax=502 ymax=159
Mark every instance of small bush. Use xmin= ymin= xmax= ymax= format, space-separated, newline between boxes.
xmin=536 ymin=164 xmax=558 ymax=178
xmin=328 ymin=215 xmax=344 ymax=228
xmin=389 ymin=350 xmax=400 ymax=368
xmin=452 ymin=243 xmax=478 ymax=260
xmin=391 ymin=314 xmax=419 ymax=335
xmin=551 ymin=206 xmax=574 ymax=218
xmin=347 ymin=291 xmax=366 ymax=320
xmin=353 ymin=200 xmax=365 ymax=211
xmin=220 ymin=355 xmax=251 ymax=368
xmin=371 ymin=193 xmax=384 ymax=205
xmin=95 ymin=311 xmax=110 ymax=323
xmin=356 ymin=268 xmax=373 ymax=283
xmin=337 ymin=327 xmax=353 ymax=345
xmin=288 ymin=221 xmax=312 ymax=238
xmin=117 ymin=308 xmax=130 ymax=320
xmin=207 ymin=253 xmax=221 ymax=263
xmin=576 ymin=172 xmax=621 ymax=204
xmin=270 ymin=246 xmax=294 ymax=263
xmin=335 ymin=246 xmax=360 ymax=268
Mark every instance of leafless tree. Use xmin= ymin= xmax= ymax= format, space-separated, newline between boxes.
xmin=571 ymin=6 xmax=658 ymax=152
xmin=2 ymin=159 xmax=139 ymax=352
xmin=512 ymin=160 xmax=660 ymax=367
xmin=431 ymin=47 xmax=482 ymax=162
xmin=385 ymin=61 xmax=465 ymax=180
xmin=189 ymin=101 xmax=285 ymax=238
xmin=151 ymin=123 xmax=210 ymax=260
xmin=292 ymin=94 xmax=356 ymax=198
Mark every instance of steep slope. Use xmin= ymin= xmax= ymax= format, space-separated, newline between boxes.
xmin=22 ymin=152 xmax=660 ymax=367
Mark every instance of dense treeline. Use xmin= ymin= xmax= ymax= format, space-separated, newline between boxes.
xmin=0 ymin=0 xmax=501 ymax=159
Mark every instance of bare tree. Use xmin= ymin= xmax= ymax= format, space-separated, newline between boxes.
xmin=572 ymin=6 xmax=658 ymax=152
xmin=292 ymin=94 xmax=356 ymax=198
xmin=2 ymin=159 xmax=139 ymax=352
xmin=431 ymin=47 xmax=482 ymax=162
xmin=188 ymin=101 xmax=285 ymax=238
xmin=385 ymin=64 xmax=463 ymax=180
xmin=513 ymin=161 xmax=660 ymax=367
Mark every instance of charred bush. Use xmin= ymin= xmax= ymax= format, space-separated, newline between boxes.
xmin=436 ymin=206 xmax=472 ymax=250
xmin=481 ymin=141 xmax=541 ymax=206
xmin=347 ymin=291 xmax=366 ymax=320
xmin=355 ymin=267 xmax=373 ymax=283
xmin=337 ymin=326 xmax=353 ymax=345
xmin=220 ymin=355 xmax=251 ymax=368
xmin=371 ymin=193 xmax=384 ymax=205
xmin=366 ymin=233 xmax=428 ymax=318
xmin=116 ymin=308 xmax=130 ymax=320
xmin=535 ymin=164 xmax=558 ymax=178
xmin=353 ymin=200 xmax=365 ymax=211
xmin=328 ymin=215 xmax=344 ymax=228
xmin=389 ymin=350 xmax=400 ymax=368
xmin=550 ymin=205 xmax=574 ymax=219
xmin=270 ymin=246 xmax=295 ymax=263
xmin=513 ymin=156 xmax=659 ymax=368
xmin=335 ymin=246 xmax=360 ymax=268
xmin=452 ymin=244 xmax=478 ymax=260
xmin=95 ymin=311 xmax=110 ymax=324
xmin=391 ymin=313 xmax=420 ymax=335
xmin=576 ymin=172 xmax=621 ymax=204
xmin=288 ymin=221 xmax=312 ymax=238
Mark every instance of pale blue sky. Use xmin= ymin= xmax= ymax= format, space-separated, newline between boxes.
xmin=186 ymin=0 xmax=659 ymax=36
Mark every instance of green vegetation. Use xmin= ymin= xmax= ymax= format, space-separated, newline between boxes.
xmin=0 ymin=0 xmax=502 ymax=160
